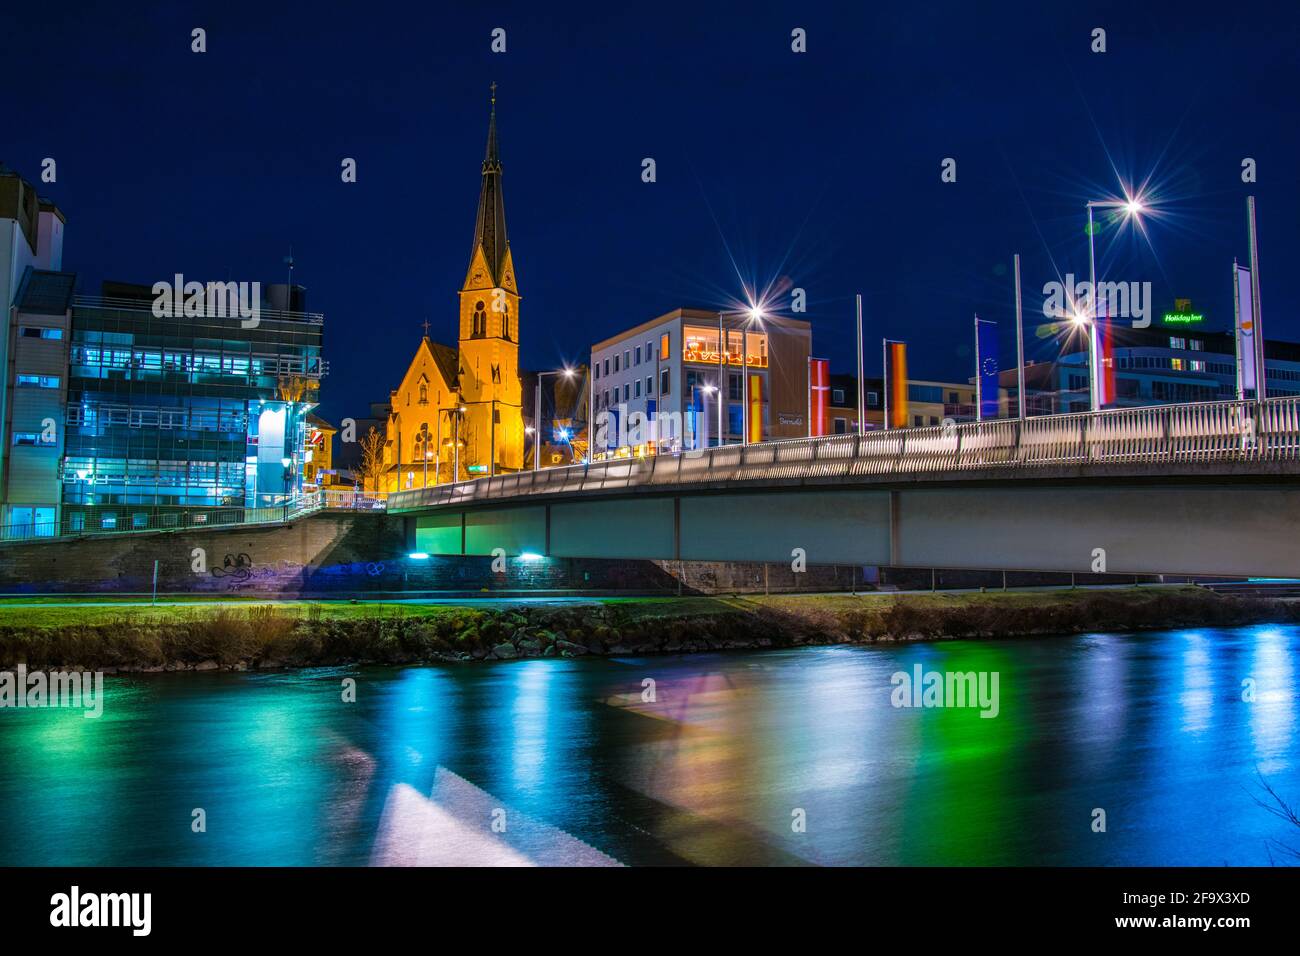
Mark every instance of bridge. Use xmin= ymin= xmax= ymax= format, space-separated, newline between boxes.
xmin=385 ymin=398 xmax=1300 ymax=579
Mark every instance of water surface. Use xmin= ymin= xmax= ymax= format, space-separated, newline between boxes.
xmin=1 ymin=626 xmax=1297 ymax=865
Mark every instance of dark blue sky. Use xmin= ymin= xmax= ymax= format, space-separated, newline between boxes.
xmin=5 ymin=1 xmax=1298 ymax=423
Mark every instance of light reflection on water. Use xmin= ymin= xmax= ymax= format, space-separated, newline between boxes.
xmin=0 ymin=626 xmax=1296 ymax=866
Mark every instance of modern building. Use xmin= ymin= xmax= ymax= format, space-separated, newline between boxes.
xmin=377 ymin=90 xmax=525 ymax=490
xmin=1001 ymin=316 xmax=1300 ymax=415
xmin=590 ymin=308 xmax=812 ymax=456
xmin=2 ymin=270 xmax=75 ymax=536
xmin=1 ymin=165 xmax=67 ymax=535
xmin=54 ymin=280 xmax=324 ymax=536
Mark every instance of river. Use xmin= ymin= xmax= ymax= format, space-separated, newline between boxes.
xmin=1 ymin=625 xmax=1297 ymax=866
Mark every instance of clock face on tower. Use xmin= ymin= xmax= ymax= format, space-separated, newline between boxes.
xmin=471 ymin=270 xmax=484 ymax=285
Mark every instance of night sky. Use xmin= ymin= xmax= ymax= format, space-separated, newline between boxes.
xmin=5 ymin=1 xmax=1298 ymax=425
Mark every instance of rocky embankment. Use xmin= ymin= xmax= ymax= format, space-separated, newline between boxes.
xmin=1 ymin=588 xmax=1295 ymax=672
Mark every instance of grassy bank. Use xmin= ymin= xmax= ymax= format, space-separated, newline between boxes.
xmin=0 ymin=587 xmax=1296 ymax=672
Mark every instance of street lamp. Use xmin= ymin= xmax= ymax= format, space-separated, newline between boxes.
xmin=691 ymin=383 xmax=717 ymax=450
xmin=534 ymin=367 xmax=576 ymax=471
xmin=419 ymin=422 xmax=430 ymax=489
xmin=741 ymin=306 xmax=764 ymax=446
xmin=1083 ymin=193 xmax=1146 ymax=411
xmin=443 ymin=405 xmax=466 ymax=484
xmin=715 ymin=304 xmax=766 ymax=447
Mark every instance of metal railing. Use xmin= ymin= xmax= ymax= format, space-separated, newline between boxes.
xmin=388 ymin=397 xmax=1300 ymax=512
xmin=73 ymin=295 xmax=326 ymax=325
xmin=0 ymin=494 xmax=327 ymax=543
xmin=317 ymin=489 xmax=389 ymax=511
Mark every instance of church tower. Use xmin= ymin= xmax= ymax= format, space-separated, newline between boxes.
xmin=457 ymin=84 xmax=524 ymax=474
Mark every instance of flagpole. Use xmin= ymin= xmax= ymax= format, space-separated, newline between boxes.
xmin=1232 ymin=258 xmax=1245 ymax=403
xmin=1247 ymin=197 xmax=1266 ymax=402
xmin=856 ymin=294 xmax=865 ymax=437
xmin=1014 ymin=253 xmax=1026 ymax=420
xmin=974 ymin=313 xmax=983 ymax=422
xmin=881 ymin=338 xmax=888 ymax=431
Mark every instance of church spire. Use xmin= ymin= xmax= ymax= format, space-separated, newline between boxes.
xmin=465 ymin=82 xmax=509 ymax=289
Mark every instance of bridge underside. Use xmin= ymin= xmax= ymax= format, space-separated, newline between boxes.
xmin=408 ymin=480 xmax=1300 ymax=578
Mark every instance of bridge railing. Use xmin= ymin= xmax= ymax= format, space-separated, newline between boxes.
xmin=388 ymin=397 xmax=1300 ymax=512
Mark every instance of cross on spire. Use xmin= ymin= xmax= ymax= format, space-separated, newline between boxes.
xmin=490 ymin=81 xmax=497 ymax=106
xmin=422 ymin=318 xmax=431 ymax=337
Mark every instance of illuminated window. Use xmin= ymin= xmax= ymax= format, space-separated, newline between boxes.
xmin=660 ymin=333 xmax=669 ymax=359
xmin=16 ymin=374 xmax=60 ymax=388
xmin=1171 ymin=358 xmax=1185 ymax=371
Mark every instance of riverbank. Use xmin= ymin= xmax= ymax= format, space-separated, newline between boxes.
xmin=1 ymin=586 xmax=1296 ymax=672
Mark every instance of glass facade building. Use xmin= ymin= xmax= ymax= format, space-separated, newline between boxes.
xmin=60 ymin=288 xmax=324 ymax=532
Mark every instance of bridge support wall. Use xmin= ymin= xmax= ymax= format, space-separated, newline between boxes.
xmin=408 ymin=482 xmax=1300 ymax=578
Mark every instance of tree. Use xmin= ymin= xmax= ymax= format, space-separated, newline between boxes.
xmin=359 ymin=426 xmax=387 ymax=492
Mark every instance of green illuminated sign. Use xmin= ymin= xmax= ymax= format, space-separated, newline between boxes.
xmin=1162 ymin=312 xmax=1204 ymax=325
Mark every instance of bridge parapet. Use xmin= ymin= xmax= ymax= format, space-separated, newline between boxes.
xmin=389 ymin=397 xmax=1300 ymax=512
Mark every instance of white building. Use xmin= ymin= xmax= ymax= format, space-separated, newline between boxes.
xmin=590 ymin=307 xmax=811 ymax=457
xmin=1 ymin=167 xmax=67 ymax=536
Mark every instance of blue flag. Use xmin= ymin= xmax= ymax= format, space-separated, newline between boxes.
xmin=976 ymin=318 xmax=999 ymax=420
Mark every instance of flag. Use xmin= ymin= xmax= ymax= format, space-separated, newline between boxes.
xmin=975 ymin=318 xmax=999 ymax=419
xmin=809 ymin=358 xmax=830 ymax=436
xmin=1235 ymin=264 xmax=1257 ymax=397
xmin=885 ymin=340 xmax=908 ymax=429
xmin=748 ymin=374 xmax=763 ymax=444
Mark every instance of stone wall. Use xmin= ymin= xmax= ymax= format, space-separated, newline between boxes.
xmin=0 ymin=513 xmax=866 ymax=596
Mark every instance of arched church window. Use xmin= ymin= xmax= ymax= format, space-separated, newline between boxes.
xmin=472 ymin=301 xmax=487 ymax=338
xmin=502 ymin=301 xmax=511 ymax=341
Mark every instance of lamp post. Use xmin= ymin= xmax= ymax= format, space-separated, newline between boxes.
xmin=534 ymin=367 xmax=576 ymax=471
xmin=741 ymin=306 xmax=764 ymax=446
xmin=1084 ymin=195 xmax=1144 ymax=411
xmin=715 ymin=305 xmax=765 ymax=447
xmin=586 ymin=359 xmax=594 ymax=464
xmin=444 ymin=405 xmax=466 ymax=484
xmin=419 ymin=422 xmax=430 ymax=488
xmin=691 ymin=383 xmax=717 ymax=450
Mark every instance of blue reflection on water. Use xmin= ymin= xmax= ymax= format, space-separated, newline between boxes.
xmin=0 ymin=626 xmax=1296 ymax=866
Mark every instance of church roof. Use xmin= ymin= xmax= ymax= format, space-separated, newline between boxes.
xmin=425 ymin=338 xmax=460 ymax=390
xmin=465 ymin=85 xmax=510 ymax=289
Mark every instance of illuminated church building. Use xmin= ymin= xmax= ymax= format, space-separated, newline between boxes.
xmin=381 ymin=90 xmax=524 ymax=491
